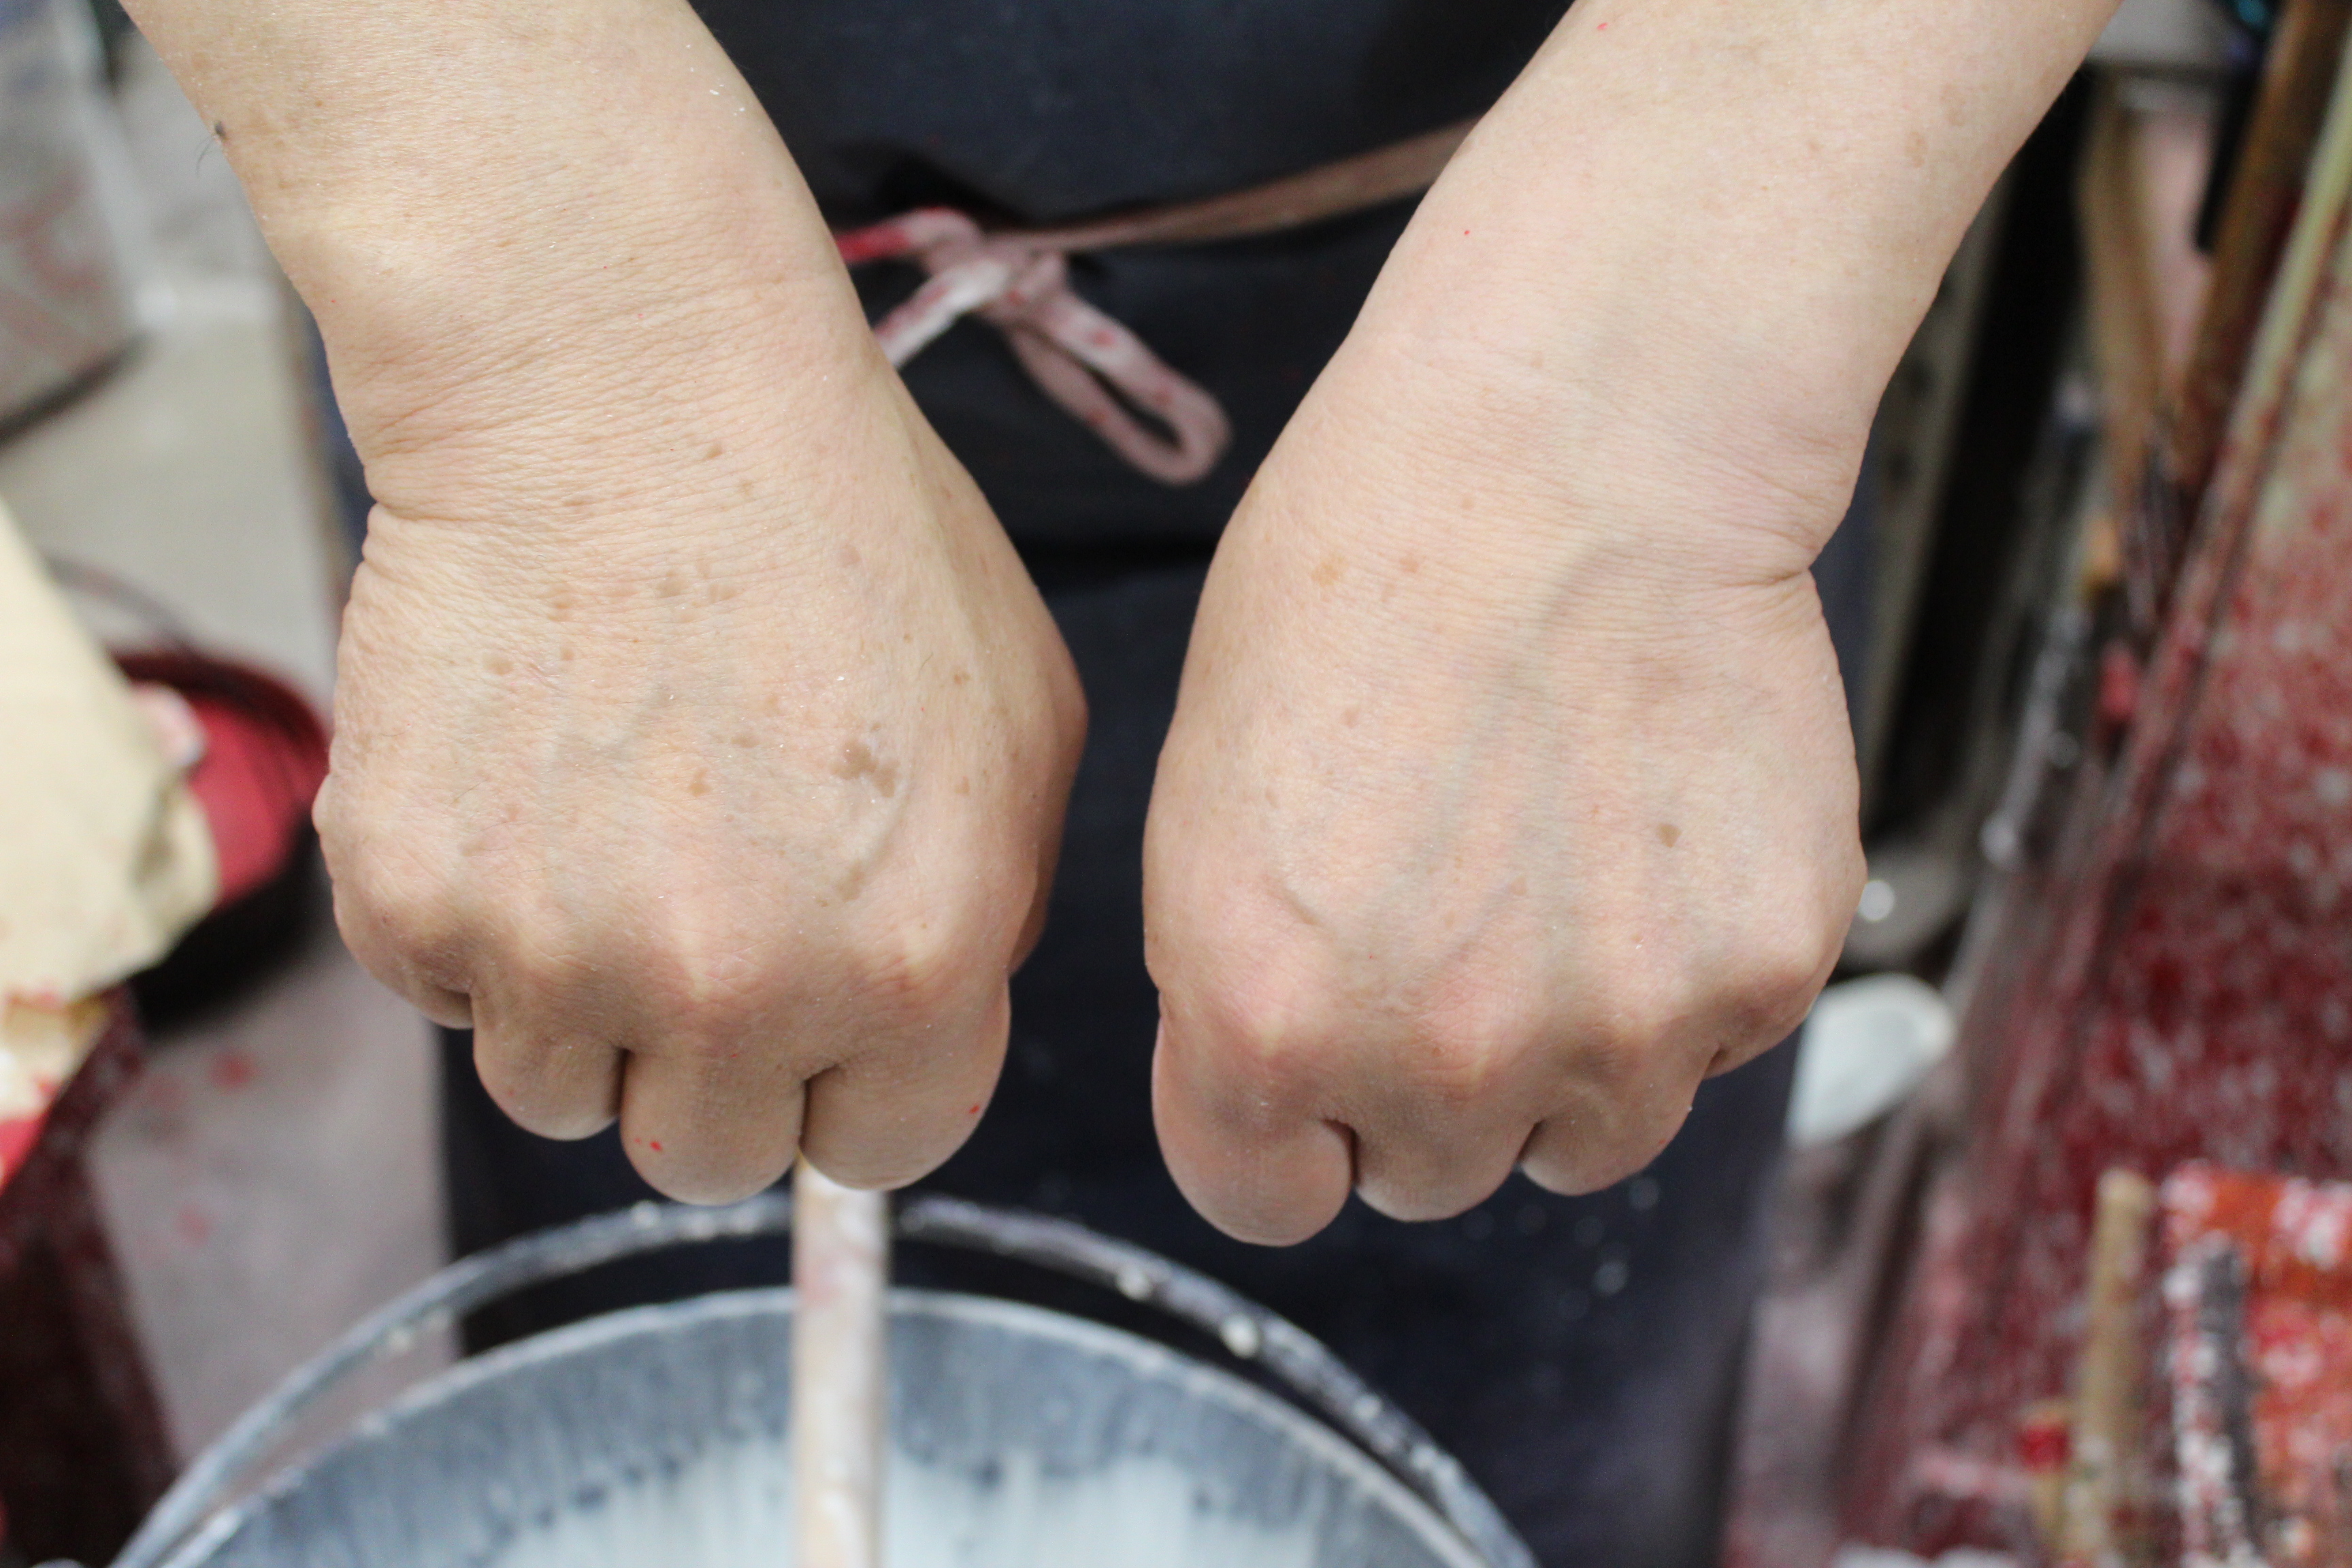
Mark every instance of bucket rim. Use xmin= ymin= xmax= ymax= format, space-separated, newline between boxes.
xmin=151 ymin=1288 xmax=1492 ymax=1568
xmin=96 ymin=1195 xmax=1535 ymax=1568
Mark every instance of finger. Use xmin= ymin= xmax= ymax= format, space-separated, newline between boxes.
xmin=463 ymin=936 xmax=643 ymax=1137
xmin=1347 ymin=1109 xmax=1526 ymax=1224
xmin=1009 ymin=830 xmax=1063 ymax=972
xmin=1011 ymin=687 xmax=1083 ymax=973
xmin=1330 ymin=993 xmax=1556 ymax=1221
xmin=619 ymin=1043 xmax=805 ymax=1205
xmin=468 ymin=990 xmax=625 ymax=1141
xmin=1152 ymin=1021 xmax=1354 ymax=1246
xmin=799 ymin=986 xmax=1011 ymax=1190
xmin=329 ymin=885 xmax=474 ymax=1026
xmin=1518 ymin=1072 xmax=1701 ymax=1196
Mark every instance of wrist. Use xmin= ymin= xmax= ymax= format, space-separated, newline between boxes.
xmin=1330 ymin=0 xmax=2114 ymax=568
xmin=1350 ymin=171 xmax=1889 ymax=572
xmin=1302 ymin=302 xmax=1861 ymax=589
xmin=127 ymin=0 xmax=870 ymax=474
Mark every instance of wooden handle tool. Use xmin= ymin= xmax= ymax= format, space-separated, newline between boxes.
xmin=791 ymin=1160 xmax=889 ymax=1568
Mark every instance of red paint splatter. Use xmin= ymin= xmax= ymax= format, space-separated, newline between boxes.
xmin=208 ymin=1049 xmax=256 ymax=1090
xmin=968 ymin=1104 xmax=981 ymax=1115
xmin=2015 ymin=1406 xmax=2069 ymax=1471
xmin=649 ymin=1140 xmax=663 ymax=1153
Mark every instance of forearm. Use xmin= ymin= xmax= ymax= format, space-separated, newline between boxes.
xmin=1355 ymin=0 xmax=2119 ymax=556
xmin=121 ymin=0 xmax=868 ymax=520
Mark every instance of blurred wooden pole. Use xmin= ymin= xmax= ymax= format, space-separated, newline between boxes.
xmin=2057 ymin=1169 xmax=2155 ymax=1568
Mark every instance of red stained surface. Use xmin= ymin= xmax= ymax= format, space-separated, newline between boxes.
xmin=2162 ymin=1166 xmax=2352 ymax=1567
xmin=206 ymin=1049 xmax=255 ymax=1091
xmin=0 ymin=998 xmax=173 ymax=1562
xmin=2247 ymin=1299 xmax=2352 ymax=1561
xmin=1847 ymin=142 xmax=2352 ymax=1552
xmin=2016 ymin=1407 xmax=2070 ymax=1473
xmin=0 ymin=1117 xmax=43 ymax=1189
xmin=2168 ymin=1164 xmax=2352 ymax=1308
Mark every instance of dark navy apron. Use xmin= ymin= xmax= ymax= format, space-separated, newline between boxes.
xmin=440 ymin=7 xmax=1876 ymax=1564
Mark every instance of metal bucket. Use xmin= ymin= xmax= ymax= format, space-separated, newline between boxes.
xmin=86 ymin=1196 xmax=1535 ymax=1568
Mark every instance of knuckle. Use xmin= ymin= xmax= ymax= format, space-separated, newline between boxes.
xmin=1355 ymin=1155 xmax=1507 ymax=1224
xmin=636 ymin=1023 xmax=774 ymax=1090
xmin=486 ymin=915 xmax=595 ymax=993
xmin=341 ymin=855 xmax=441 ymax=943
xmin=801 ymin=1127 xmax=948 ymax=1194
xmin=629 ymin=918 xmax=773 ymax=1034
xmin=1522 ymin=1091 xmax=1690 ymax=1198
xmin=473 ymin=1039 xmax=617 ymax=1139
xmin=1773 ymin=906 xmax=1844 ymax=991
xmin=1565 ymin=1027 xmax=1654 ymax=1113
xmin=1183 ymin=951 xmax=1340 ymax=1104
xmin=1737 ymin=915 xmax=1840 ymax=1032
xmin=331 ymin=846 xmax=467 ymax=979
xmin=1397 ymin=992 xmax=1532 ymax=1109
xmin=848 ymin=912 xmax=983 ymax=1024
xmin=1584 ymin=986 xmax=1684 ymax=1070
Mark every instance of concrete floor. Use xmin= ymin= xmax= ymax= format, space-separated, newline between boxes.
xmin=0 ymin=37 xmax=449 ymax=1463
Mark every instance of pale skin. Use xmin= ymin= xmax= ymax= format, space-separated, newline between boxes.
xmin=124 ymin=0 xmax=2120 ymax=1232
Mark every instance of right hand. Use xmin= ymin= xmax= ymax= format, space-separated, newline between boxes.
xmin=306 ymin=71 xmax=1084 ymax=1203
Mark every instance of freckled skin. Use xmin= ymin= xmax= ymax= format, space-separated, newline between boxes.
xmin=1142 ymin=0 xmax=2119 ymax=1241
xmin=226 ymin=4 xmax=1085 ymax=1199
xmin=131 ymin=0 xmax=2120 ymax=1220
xmin=834 ymin=739 xmax=899 ymax=798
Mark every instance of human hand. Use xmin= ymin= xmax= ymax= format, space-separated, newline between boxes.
xmin=1143 ymin=328 xmax=1864 ymax=1243
xmin=323 ymin=344 xmax=1082 ymax=1204
xmin=290 ymin=28 xmax=1082 ymax=1203
xmin=1140 ymin=0 xmax=2119 ymax=1245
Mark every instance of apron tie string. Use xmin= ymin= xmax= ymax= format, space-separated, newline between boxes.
xmin=836 ymin=208 xmax=1230 ymax=486
xmin=832 ymin=118 xmax=1477 ymax=488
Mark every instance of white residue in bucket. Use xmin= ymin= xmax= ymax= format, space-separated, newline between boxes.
xmin=481 ymin=1430 xmax=1323 ymax=1568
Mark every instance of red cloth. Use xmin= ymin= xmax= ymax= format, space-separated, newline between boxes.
xmin=115 ymin=653 xmax=328 ymax=911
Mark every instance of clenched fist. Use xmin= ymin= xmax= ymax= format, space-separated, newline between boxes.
xmin=1145 ymin=325 xmax=1865 ymax=1244
xmin=132 ymin=0 xmax=2105 ymax=1235
xmin=323 ymin=369 xmax=1081 ymax=1203
xmin=274 ymin=11 xmax=1084 ymax=1203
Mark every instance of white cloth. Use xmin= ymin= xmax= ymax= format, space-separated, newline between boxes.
xmin=0 ymin=496 xmax=214 ymax=1104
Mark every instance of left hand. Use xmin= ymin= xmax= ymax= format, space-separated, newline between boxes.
xmin=1143 ymin=324 xmax=1866 ymax=1244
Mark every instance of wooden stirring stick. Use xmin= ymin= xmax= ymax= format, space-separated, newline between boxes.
xmin=791 ymin=1160 xmax=889 ymax=1568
